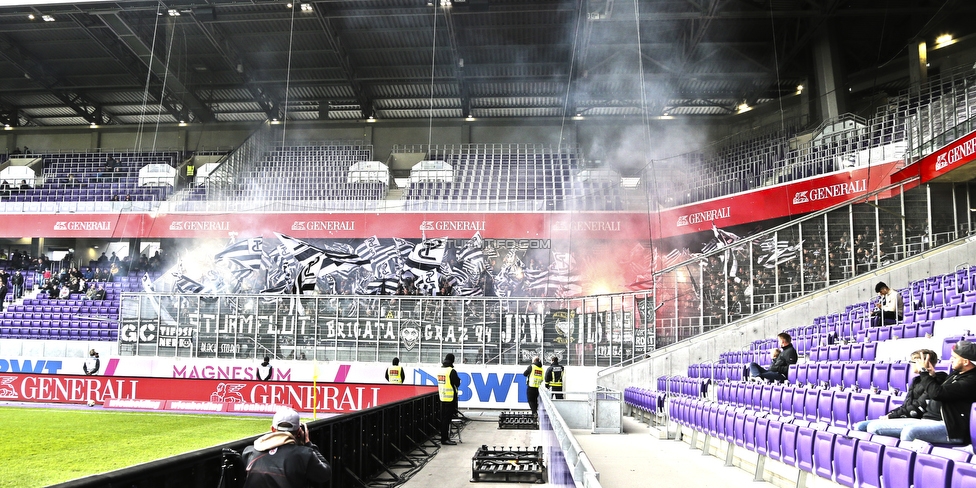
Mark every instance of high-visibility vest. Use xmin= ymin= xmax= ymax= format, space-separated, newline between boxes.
xmin=548 ymin=365 xmax=564 ymax=387
xmin=438 ymin=367 xmax=455 ymax=402
xmin=528 ymin=364 xmax=544 ymax=388
xmin=388 ymin=365 xmax=404 ymax=384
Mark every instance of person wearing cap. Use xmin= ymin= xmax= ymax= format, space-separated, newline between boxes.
xmin=83 ymin=349 xmax=100 ymax=375
xmin=239 ymin=407 xmax=332 ymax=487
xmin=437 ymin=353 xmax=461 ymax=445
xmin=544 ymin=356 xmax=565 ymax=400
xmin=385 ymin=357 xmax=405 ymax=384
xmin=901 ymin=340 xmax=976 ymax=444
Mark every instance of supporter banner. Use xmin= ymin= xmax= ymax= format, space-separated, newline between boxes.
xmin=0 ymin=163 xmax=903 ymax=240
xmin=0 ymin=356 xmax=599 ymax=409
xmin=0 ymin=373 xmax=435 ymax=412
xmin=918 ymin=128 xmax=976 ymax=183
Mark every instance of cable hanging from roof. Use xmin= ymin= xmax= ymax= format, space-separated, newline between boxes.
xmin=427 ymin=2 xmax=439 ymax=149
xmin=281 ymin=0 xmax=298 ymax=145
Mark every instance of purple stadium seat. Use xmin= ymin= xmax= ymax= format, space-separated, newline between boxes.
xmin=766 ymin=420 xmax=783 ymax=461
xmin=791 ymin=388 xmax=806 ymax=418
xmin=832 ymin=391 xmax=852 ymax=428
xmin=882 ymin=447 xmax=916 ymax=488
xmin=871 ymin=363 xmax=890 ymax=390
xmin=849 ymin=392 xmax=869 ymax=425
xmin=829 ymin=363 xmax=844 ymax=388
xmin=796 ymin=426 xmax=816 ymax=472
xmin=791 ymin=364 xmax=803 ymax=384
xmin=722 ymin=406 xmax=735 ymax=442
xmin=833 ymin=435 xmax=858 ymax=487
xmin=780 ymin=423 xmax=799 ymax=466
xmin=857 ymin=363 xmax=874 ymax=390
xmin=771 ymin=385 xmax=785 ymax=415
xmin=864 ymin=342 xmax=878 ymax=361
xmin=818 ymin=390 xmax=835 ymax=423
xmin=755 ymin=417 xmax=770 ymax=456
xmin=804 ymin=389 xmax=820 ymax=421
xmin=828 ymin=345 xmax=840 ymax=361
xmin=928 ymin=446 xmax=972 ymax=463
xmin=902 ymin=323 xmax=919 ymax=338
xmin=889 ymin=363 xmax=911 ymax=393
xmin=733 ymin=410 xmax=747 ymax=447
xmin=867 ymin=395 xmax=890 ymax=420
xmin=760 ymin=384 xmax=772 ymax=411
xmin=913 ymin=452 xmax=952 ymax=488
xmin=850 ymin=343 xmax=864 ymax=361
xmin=813 ymin=430 xmax=836 ymax=479
xmin=743 ymin=415 xmax=757 ymax=450
xmin=842 ymin=363 xmax=858 ymax=389
xmin=959 ymin=302 xmax=976 ymax=317
xmin=817 ymin=363 xmax=830 ymax=385
xmin=855 ymin=440 xmax=885 ymax=488
xmin=951 ymin=462 xmax=976 ymax=488
xmin=839 ymin=343 xmax=852 ymax=362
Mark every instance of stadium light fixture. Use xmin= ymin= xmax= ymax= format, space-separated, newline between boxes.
xmin=178 ymin=120 xmax=187 ymax=127
xmin=737 ymin=102 xmax=752 ymax=114
xmin=796 ymin=84 xmax=804 ymax=94
xmin=42 ymin=15 xmax=56 ymax=22
xmin=27 ymin=14 xmax=35 ymax=20
xmin=3 ymin=124 xmax=11 ymax=130
xmin=572 ymin=113 xmax=584 ymax=120
xmin=465 ymin=115 xmax=475 ymax=121
xmin=167 ymin=9 xmax=180 ymax=17
xmin=270 ymin=118 xmax=281 ymax=125
xmin=90 ymin=122 xmax=97 ymax=128
xmin=935 ymin=34 xmax=954 ymax=48
xmin=366 ymin=116 xmax=376 ymax=123
xmin=300 ymin=3 xmax=313 ymax=12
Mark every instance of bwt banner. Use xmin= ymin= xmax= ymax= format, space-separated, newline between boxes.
xmin=0 ymin=373 xmax=435 ymax=413
xmin=0 ymin=356 xmax=599 ymax=409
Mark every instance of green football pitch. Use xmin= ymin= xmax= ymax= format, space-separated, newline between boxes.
xmin=0 ymin=406 xmax=275 ymax=488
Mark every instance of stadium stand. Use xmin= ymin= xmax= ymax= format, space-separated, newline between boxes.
xmin=4 ymin=151 xmax=179 ymax=204
xmin=627 ymin=265 xmax=976 ymax=487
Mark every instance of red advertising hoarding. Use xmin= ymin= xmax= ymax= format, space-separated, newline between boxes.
xmin=918 ymin=128 xmax=976 ymax=183
xmin=0 ymin=161 xmax=902 ymax=240
xmin=0 ymin=373 xmax=436 ymax=413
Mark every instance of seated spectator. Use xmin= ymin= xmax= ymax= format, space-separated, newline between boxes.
xmin=747 ymin=332 xmax=797 ymax=382
xmin=19 ymin=179 xmax=30 ymax=190
xmin=901 ymin=341 xmax=976 ymax=444
xmin=0 ymin=180 xmax=10 ymax=197
xmin=871 ymin=281 xmax=903 ymax=327
xmin=66 ymin=173 xmax=78 ymax=187
xmin=855 ymin=349 xmax=945 ymax=437
xmin=87 ymin=284 xmax=106 ymax=301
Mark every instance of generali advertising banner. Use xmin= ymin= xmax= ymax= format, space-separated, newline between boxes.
xmin=0 ymin=356 xmax=599 ymax=410
xmin=0 ymin=373 xmax=435 ymax=413
xmin=0 ymin=162 xmax=903 ymax=241
xmin=919 ymin=128 xmax=976 ymax=183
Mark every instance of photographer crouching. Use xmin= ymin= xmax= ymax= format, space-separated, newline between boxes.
xmin=226 ymin=407 xmax=332 ymax=488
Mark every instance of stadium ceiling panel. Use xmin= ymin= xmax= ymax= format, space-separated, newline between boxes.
xmin=0 ymin=0 xmax=972 ymax=127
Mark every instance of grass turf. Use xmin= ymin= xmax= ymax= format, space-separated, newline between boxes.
xmin=0 ymin=406 xmax=272 ymax=488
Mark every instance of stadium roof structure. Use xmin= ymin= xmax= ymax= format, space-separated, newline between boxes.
xmin=0 ymin=0 xmax=973 ymax=127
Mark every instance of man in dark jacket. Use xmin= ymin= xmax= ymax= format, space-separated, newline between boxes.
xmin=544 ymin=356 xmax=565 ymax=400
xmin=903 ymin=340 xmax=976 ymax=444
xmin=854 ymin=349 xmax=946 ymax=437
xmin=237 ymin=407 xmax=332 ymax=488
xmin=747 ymin=332 xmax=798 ymax=382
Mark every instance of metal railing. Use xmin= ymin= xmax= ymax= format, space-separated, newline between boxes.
xmin=539 ymin=389 xmax=603 ymax=488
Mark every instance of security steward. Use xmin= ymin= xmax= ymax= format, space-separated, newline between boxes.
xmin=545 ymin=356 xmax=565 ymax=399
xmin=523 ymin=356 xmax=544 ymax=415
xmin=385 ymin=357 xmax=405 ymax=384
xmin=438 ymin=353 xmax=461 ymax=445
